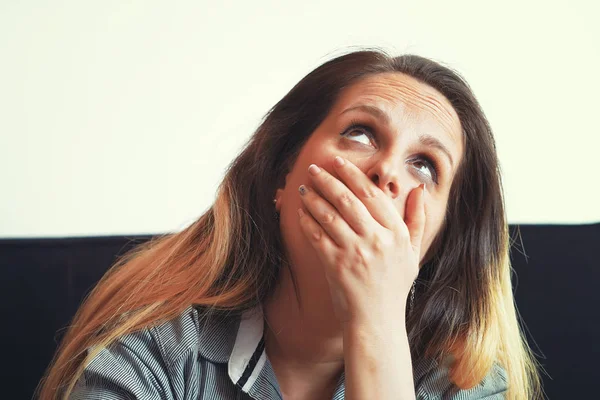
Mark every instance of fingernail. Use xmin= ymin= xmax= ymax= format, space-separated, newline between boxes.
xmin=334 ymin=156 xmax=345 ymax=167
xmin=308 ymin=164 xmax=321 ymax=175
xmin=297 ymin=208 xmax=304 ymax=218
xmin=299 ymin=185 xmax=307 ymax=195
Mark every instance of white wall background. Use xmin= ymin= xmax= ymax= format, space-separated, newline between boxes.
xmin=1 ymin=0 xmax=598 ymax=238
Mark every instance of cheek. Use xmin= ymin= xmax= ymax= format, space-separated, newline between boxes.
xmin=422 ymin=201 xmax=446 ymax=251
xmin=290 ymin=149 xmax=338 ymax=189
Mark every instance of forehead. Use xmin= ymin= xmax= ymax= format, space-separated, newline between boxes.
xmin=335 ymin=72 xmax=463 ymax=148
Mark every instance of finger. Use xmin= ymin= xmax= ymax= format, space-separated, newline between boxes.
xmin=298 ymin=184 xmax=358 ymax=248
xmin=330 ymin=156 xmax=404 ymax=233
xmin=404 ymin=183 xmax=427 ymax=260
xmin=297 ymin=207 xmax=339 ymax=267
xmin=306 ymin=164 xmax=373 ymax=236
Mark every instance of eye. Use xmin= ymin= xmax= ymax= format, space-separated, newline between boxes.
xmin=340 ymin=120 xmax=376 ymax=147
xmin=410 ymin=156 xmax=439 ymax=184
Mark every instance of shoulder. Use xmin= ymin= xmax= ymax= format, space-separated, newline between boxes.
xmin=415 ymin=356 xmax=508 ymax=400
xmin=70 ymin=305 xmax=205 ymax=399
xmin=150 ymin=305 xmax=203 ymax=366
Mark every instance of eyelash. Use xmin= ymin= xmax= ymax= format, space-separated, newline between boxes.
xmin=340 ymin=119 xmax=441 ymax=184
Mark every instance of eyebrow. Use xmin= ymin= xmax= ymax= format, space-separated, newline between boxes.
xmin=340 ymin=104 xmax=456 ymax=169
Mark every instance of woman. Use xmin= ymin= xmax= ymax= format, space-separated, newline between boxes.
xmin=37 ymin=48 xmax=542 ymax=399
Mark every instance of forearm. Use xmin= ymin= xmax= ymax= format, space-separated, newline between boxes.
xmin=343 ymin=319 xmax=416 ymax=400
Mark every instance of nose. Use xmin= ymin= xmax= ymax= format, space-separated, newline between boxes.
xmin=368 ymin=157 xmax=401 ymax=199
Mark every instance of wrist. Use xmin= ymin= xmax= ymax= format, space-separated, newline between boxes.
xmin=342 ymin=315 xmax=415 ymax=400
xmin=342 ymin=318 xmax=408 ymax=353
xmin=342 ymin=310 xmax=408 ymax=336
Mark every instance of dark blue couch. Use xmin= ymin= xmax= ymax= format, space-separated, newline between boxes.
xmin=1 ymin=223 xmax=598 ymax=399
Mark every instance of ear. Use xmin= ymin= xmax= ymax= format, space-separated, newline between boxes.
xmin=274 ymin=169 xmax=293 ymax=213
xmin=274 ymin=188 xmax=285 ymax=212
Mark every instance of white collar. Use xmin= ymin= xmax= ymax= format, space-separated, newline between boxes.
xmin=227 ymin=305 xmax=267 ymax=392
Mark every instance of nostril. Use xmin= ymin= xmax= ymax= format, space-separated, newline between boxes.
xmin=387 ymin=182 xmax=400 ymax=197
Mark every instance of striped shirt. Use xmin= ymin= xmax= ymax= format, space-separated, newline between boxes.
xmin=70 ymin=305 xmax=508 ymax=399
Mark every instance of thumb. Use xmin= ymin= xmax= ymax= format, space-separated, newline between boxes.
xmin=405 ymin=183 xmax=427 ymax=260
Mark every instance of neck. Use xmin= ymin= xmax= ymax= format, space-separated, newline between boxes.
xmin=262 ymin=265 xmax=344 ymax=398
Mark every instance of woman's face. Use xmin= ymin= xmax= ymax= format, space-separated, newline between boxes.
xmin=274 ymin=72 xmax=464 ymax=307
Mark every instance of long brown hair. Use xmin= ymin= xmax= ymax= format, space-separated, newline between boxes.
xmin=37 ymin=47 xmax=542 ymax=399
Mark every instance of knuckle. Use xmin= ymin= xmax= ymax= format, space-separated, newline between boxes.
xmin=333 ymin=253 xmax=346 ymax=268
xmin=311 ymin=227 xmax=323 ymax=241
xmin=372 ymin=236 xmax=386 ymax=254
xmin=331 ymin=255 xmax=347 ymax=276
xmin=360 ymin=186 xmax=379 ymax=199
xmin=337 ymin=192 xmax=354 ymax=208
xmin=371 ymin=232 xmax=395 ymax=253
xmin=321 ymin=212 xmax=336 ymax=225
xmin=353 ymin=244 xmax=372 ymax=264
